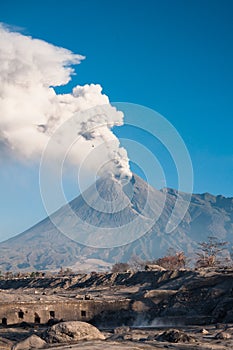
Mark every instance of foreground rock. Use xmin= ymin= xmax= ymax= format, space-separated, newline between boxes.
xmin=45 ymin=321 xmax=105 ymax=343
xmin=156 ymin=329 xmax=196 ymax=343
xmin=215 ymin=331 xmax=231 ymax=339
xmin=13 ymin=334 xmax=46 ymax=349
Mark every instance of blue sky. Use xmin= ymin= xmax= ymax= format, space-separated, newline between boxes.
xmin=0 ymin=0 xmax=233 ymax=241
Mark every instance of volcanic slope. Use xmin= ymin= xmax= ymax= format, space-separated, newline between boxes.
xmin=0 ymin=174 xmax=232 ymax=271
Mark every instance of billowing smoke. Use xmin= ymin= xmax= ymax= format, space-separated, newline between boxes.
xmin=0 ymin=24 xmax=131 ymax=179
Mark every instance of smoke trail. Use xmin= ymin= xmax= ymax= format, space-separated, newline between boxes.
xmin=0 ymin=24 xmax=131 ymax=178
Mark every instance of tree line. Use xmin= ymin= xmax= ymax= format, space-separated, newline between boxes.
xmin=111 ymin=236 xmax=232 ymax=273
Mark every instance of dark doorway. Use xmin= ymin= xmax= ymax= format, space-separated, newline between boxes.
xmin=81 ymin=310 xmax=86 ymax=317
xmin=50 ymin=311 xmax=55 ymax=318
xmin=2 ymin=317 xmax=7 ymax=325
xmin=18 ymin=310 xmax=24 ymax=319
xmin=34 ymin=313 xmax=41 ymax=324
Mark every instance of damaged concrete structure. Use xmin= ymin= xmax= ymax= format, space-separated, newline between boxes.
xmin=0 ymin=299 xmax=130 ymax=325
xmin=1 ymin=269 xmax=233 ymax=327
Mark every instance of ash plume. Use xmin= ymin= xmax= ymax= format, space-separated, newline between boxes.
xmin=0 ymin=24 xmax=131 ymax=179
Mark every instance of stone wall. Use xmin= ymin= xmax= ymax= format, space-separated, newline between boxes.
xmin=0 ymin=299 xmax=130 ymax=325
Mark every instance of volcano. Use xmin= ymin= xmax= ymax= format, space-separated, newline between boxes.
xmin=0 ymin=174 xmax=232 ymax=272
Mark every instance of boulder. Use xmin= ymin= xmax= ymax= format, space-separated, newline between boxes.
xmin=145 ymin=264 xmax=166 ymax=271
xmin=156 ymin=329 xmax=195 ymax=343
xmin=45 ymin=321 xmax=105 ymax=343
xmin=201 ymin=328 xmax=209 ymax=334
xmin=215 ymin=331 xmax=231 ymax=339
xmin=13 ymin=334 xmax=46 ymax=349
xmin=114 ymin=326 xmax=130 ymax=334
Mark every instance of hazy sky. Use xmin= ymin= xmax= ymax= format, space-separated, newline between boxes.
xmin=0 ymin=0 xmax=232 ymax=241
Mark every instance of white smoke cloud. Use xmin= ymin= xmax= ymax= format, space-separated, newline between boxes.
xmin=0 ymin=24 xmax=131 ymax=179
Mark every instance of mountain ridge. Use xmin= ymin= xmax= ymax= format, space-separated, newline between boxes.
xmin=0 ymin=174 xmax=232 ymax=272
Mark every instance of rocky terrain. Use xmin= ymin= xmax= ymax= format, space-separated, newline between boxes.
xmin=1 ymin=323 xmax=233 ymax=350
xmin=1 ymin=269 xmax=233 ymax=348
xmin=0 ymin=174 xmax=232 ymax=272
xmin=1 ymin=268 xmax=232 ymax=326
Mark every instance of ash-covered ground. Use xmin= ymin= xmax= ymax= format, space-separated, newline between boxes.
xmin=1 ymin=269 xmax=233 ymax=349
